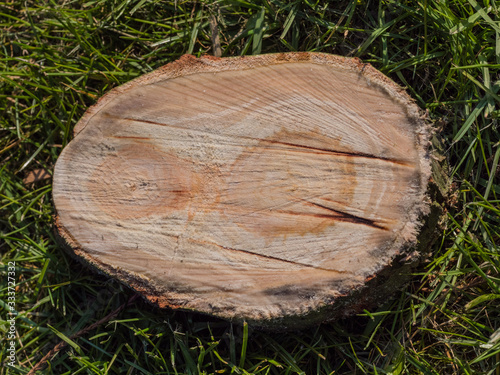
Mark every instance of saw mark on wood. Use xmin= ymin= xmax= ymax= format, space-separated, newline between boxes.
xmin=112 ymin=136 xmax=151 ymax=140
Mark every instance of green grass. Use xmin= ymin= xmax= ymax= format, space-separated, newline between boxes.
xmin=1 ymin=0 xmax=499 ymax=374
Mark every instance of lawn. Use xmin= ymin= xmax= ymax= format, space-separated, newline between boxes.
xmin=1 ymin=0 xmax=499 ymax=374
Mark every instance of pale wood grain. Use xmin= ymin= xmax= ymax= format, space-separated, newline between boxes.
xmin=53 ymin=53 xmax=433 ymax=326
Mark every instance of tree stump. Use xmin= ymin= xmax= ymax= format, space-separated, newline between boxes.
xmin=53 ymin=53 xmax=440 ymax=328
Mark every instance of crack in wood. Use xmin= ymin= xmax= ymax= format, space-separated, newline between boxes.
xmin=258 ymin=138 xmax=412 ymax=166
xmin=115 ymin=116 xmax=410 ymax=167
xmin=303 ymin=200 xmax=388 ymax=230
xmin=187 ymin=237 xmax=352 ymax=274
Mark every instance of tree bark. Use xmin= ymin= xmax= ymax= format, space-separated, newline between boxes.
xmin=53 ymin=53 xmax=446 ymax=328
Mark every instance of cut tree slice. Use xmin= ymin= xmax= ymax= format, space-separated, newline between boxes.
xmin=53 ymin=53 xmax=436 ymax=328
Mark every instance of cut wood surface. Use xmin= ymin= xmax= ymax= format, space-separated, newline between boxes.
xmin=53 ymin=53 xmax=434 ymax=327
